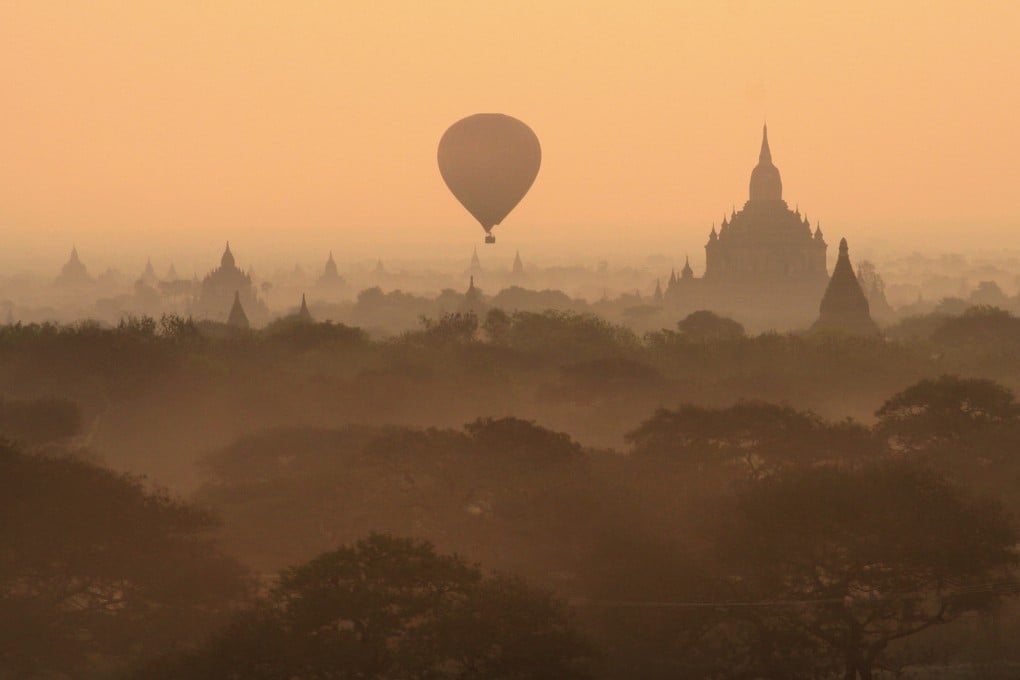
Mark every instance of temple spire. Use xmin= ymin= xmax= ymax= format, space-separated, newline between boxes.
xmin=759 ymin=123 xmax=772 ymax=164
xmin=296 ymin=293 xmax=313 ymax=322
xmin=749 ymin=123 xmax=782 ymax=201
xmin=811 ymin=237 xmax=878 ymax=336
xmin=227 ymin=290 xmax=249 ymax=329
xmin=221 ymin=241 xmax=235 ymax=269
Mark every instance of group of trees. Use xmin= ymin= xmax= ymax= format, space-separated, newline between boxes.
xmin=0 ymin=436 xmax=591 ymax=679
xmin=5 ymin=303 xmax=1020 ymax=678
xmin=142 ymin=534 xmax=589 ymax=680
xmin=0 ymin=441 xmax=246 ymax=678
xmin=178 ymin=375 xmax=1020 ymax=679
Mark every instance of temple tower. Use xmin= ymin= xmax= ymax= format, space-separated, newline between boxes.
xmin=811 ymin=238 xmax=879 ymax=335
xmin=227 ymin=291 xmax=250 ymax=329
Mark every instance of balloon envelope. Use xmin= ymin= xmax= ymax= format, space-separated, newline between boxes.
xmin=437 ymin=113 xmax=541 ymax=236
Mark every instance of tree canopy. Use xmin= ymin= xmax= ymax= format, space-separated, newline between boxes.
xmin=142 ymin=534 xmax=590 ymax=680
xmin=0 ymin=443 xmax=246 ymax=678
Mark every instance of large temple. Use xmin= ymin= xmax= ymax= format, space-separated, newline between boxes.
xmin=704 ymin=125 xmax=828 ymax=286
xmin=666 ymin=125 xmax=833 ymax=329
xmin=193 ymin=243 xmax=268 ymax=324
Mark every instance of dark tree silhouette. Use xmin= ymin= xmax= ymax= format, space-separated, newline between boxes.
xmin=143 ymin=534 xmax=590 ymax=680
xmin=0 ymin=443 xmax=246 ymax=678
xmin=702 ymin=462 xmax=1018 ymax=680
xmin=416 ymin=311 xmax=480 ymax=344
xmin=627 ymin=401 xmax=874 ymax=478
xmin=876 ymin=375 xmax=1020 ymax=452
xmin=675 ymin=309 xmax=745 ymax=342
xmin=931 ymin=306 xmax=1020 ymax=349
xmin=465 ymin=416 xmax=583 ymax=465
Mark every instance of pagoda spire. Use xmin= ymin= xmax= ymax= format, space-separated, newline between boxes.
xmin=227 ymin=290 xmax=249 ymax=329
xmin=221 ymin=241 xmax=235 ymax=269
xmin=811 ymin=238 xmax=878 ymax=336
xmin=759 ymin=123 xmax=772 ymax=164
xmin=749 ymin=123 xmax=782 ymax=201
xmin=296 ymin=293 xmax=313 ymax=322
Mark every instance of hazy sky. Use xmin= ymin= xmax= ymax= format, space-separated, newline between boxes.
xmin=2 ymin=1 xmax=1019 ymax=270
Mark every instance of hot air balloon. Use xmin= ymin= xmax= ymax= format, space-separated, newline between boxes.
xmin=437 ymin=113 xmax=541 ymax=244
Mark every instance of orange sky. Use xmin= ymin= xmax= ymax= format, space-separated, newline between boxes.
xmin=2 ymin=1 xmax=1019 ymax=269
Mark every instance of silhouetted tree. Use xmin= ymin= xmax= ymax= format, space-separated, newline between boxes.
xmin=702 ymin=462 xmax=1018 ymax=680
xmin=876 ymin=375 xmax=1020 ymax=452
xmin=501 ymin=311 xmax=639 ymax=360
xmin=676 ymin=310 xmax=745 ymax=342
xmin=627 ymin=401 xmax=873 ymax=478
xmin=465 ymin=416 xmax=583 ymax=466
xmin=931 ymin=306 xmax=1020 ymax=350
xmin=482 ymin=307 xmax=512 ymax=343
xmin=143 ymin=534 xmax=590 ymax=680
xmin=417 ymin=312 xmax=479 ymax=344
xmin=0 ymin=443 xmax=246 ymax=678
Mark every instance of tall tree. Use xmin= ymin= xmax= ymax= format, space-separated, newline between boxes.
xmin=876 ymin=375 xmax=1019 ymax=452
xmin=702 ymin=462 xmax=1018 ymax=680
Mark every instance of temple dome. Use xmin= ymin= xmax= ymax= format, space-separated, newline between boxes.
xmin=749 ymin=124 xmax=782 ymax=202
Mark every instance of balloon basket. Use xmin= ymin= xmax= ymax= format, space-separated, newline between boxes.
xmin=484 ymin=234 xmax=496 ymax=244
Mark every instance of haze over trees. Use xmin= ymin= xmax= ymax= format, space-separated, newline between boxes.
xmin=4 ymin=306 xmax=1020 ymax=678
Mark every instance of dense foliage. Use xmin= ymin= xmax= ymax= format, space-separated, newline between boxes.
xmin=4 ymin=307 xmax=1020 ymax=678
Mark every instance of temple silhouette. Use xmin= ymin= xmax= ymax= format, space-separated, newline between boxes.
xmin=811 ymin=238 xmax=879 ymax=335
xmin=317 ymin=252 xmax=345 ymax=288
xmin=226 ymin=290 xmax=250 ymax=329
xmin=194 ymin=243 xmax=268 ymax=324
xmin=55 ymin=247 xmax=92 ymax=286
xmin=665 ymin=125 xmax=834 ymax=328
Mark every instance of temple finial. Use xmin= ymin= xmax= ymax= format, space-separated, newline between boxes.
xmin=759 ymin=122 xmax=772 ymax=164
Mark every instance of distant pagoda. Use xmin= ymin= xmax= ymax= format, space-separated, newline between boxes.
xmin=512 ymin=250 xmax=524 ymax=275
xmin=55 ymin=247 xmax=92 ymax=286
xmin=295 ymin=294 xmax=313 ymax=323
xmin=194 ymin=242 xmax=267 ymax=323
xmin=317 ymin=251 xmax=345 ymax=287
xmin=139 ymin=258 xmax=158 ymax=286
xmin=458 ymin=275 xmax=487 ymax=316
xmin=467 ymin=247 xmax=482 ymax=276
